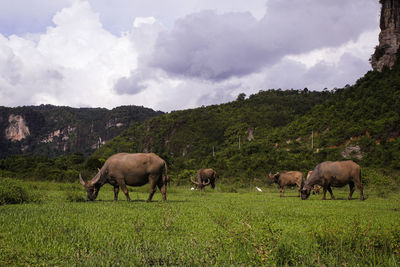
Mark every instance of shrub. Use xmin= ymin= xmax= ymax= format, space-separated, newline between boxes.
xmin=0 ymin=178 xmax=39 ymax=205
xmin=362 ymin=168 xmax=394 ymax=186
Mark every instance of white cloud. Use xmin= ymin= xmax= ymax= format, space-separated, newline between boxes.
xmin=0 ymin=1 xmax=138 ymax=108
xmin=0 ymin=0 xmax=380 ymax=112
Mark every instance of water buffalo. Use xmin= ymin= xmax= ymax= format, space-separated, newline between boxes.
xmin=301 ymin=160 xmax=364 ymax=201
xmin=190 ymin=168 xmax=217 ymax=190
xmin=306 ymin=171 xmax=321 ymax=194
xmin=79 ymin=153 xmax=168 ymax=202
xmin=269 ymin=171 xmax=303 ymax=197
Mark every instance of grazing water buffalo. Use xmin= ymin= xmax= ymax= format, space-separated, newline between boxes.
xmin=269 ymin=171 xmax=303 ymax=197
xmin=301 ymin=160 xmax=364 ymax=201
xmin=306 ymin=171 xmax=321 ymax=194
xmin=190 ymin=168 xmax=217 ymax=190
xmin=79 ymin=153 xmax=168 ymax=202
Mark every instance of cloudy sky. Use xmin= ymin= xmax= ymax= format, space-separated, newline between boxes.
xmin=0 ymin=0 xmax=380 ymax=112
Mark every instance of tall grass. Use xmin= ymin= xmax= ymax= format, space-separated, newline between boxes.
xmin=0 ymin=181 xmax=399 ymax=266
xmin=0 ymin=178 xmax=42 ymax=205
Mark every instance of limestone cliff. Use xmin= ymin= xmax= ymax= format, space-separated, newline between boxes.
xmin=5 ymin=114 xmax=30 ymax=142
xmin=371 ymin=0 xmax=400 ymax=71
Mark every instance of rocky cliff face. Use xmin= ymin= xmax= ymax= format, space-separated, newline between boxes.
xmin=371 ymin=0 xmax=400 ymax=71
xmin=5 ymin=114 xmax=30 ymax=142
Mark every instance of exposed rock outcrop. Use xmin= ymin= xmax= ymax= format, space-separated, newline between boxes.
xmin=5 ymin=114 xmax=30 ymax=142
xmin=341 ymin=145 xmax=363 ymax=160
xmin=247 ymin=128 xmax=254 ymax=141
xmin=40 ymin=126 xmax=76 ymax=144
xmin=371 ymin=0 xmax=400 ymax=71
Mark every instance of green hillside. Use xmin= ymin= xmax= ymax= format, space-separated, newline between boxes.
xmin=278 ymin=66 xmax=400 ymax=169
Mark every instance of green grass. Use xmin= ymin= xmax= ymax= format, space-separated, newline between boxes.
xmin=0 ymin=181 xmax=399 ymax=266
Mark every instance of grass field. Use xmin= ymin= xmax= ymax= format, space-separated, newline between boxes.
xmin=0 ymin=181 xmax=399 ymax=266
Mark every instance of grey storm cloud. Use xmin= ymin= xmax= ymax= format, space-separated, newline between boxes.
xmin=148 ymin=0 xmax=378 ymax=81
xmin=114 ymin=69 xmax=149 ymax=95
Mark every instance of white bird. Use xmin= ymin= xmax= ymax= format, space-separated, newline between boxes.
xmin=256 ymin=186 xmax=262 ymax=192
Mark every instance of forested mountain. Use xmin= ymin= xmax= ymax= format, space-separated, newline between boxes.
xmin=0 ymin=105 xmax=163 ymax=158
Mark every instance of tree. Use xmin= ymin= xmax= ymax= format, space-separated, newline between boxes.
xmin=236 ymin=93 xmax=246 ymax=101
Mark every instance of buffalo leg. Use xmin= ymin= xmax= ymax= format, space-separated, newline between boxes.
xmin=348 ymin=182 xmax=355 ymax=200
xmin=147 ymin=179 xmax=157 ymax=202
xmin=157 ymin=179 xmax=167 ymax=201
xmin=327 ymin=186 xmax=335 ymax=200
xmin=113 ymin=186 xmax=120 ymax=201
xmin=322 ymin=187 xmax=327 ymax=200
xmin=356 ymin=183 xmax=365 ymax=201
xmin=280 ymin=187 xmax=284 ymax=197
xmin=120 ymin=183 xmax=131 ymax=202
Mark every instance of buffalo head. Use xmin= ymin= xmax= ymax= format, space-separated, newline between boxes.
xmin=300 ymin=185 xmax=312 ymax=200
xmin=79 ymin=170 xmax=101 ymax=201
xmin=269 ymin=172 xmax=280 ymax=183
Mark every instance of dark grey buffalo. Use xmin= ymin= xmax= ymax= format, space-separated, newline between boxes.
xmin=190 ymin=168 xmax=217 ymax=190
xmin=79 ymin=153 xmax=168 ymax=202
xmin=301 ymin=160 xmax=364 ymax=201
xmin=269 ymin=171 xmax=303 ymax=197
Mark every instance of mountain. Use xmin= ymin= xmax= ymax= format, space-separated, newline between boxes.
xmin=0 ymin=105 xmax=163 ymax=158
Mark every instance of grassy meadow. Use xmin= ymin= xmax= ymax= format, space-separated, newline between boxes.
xmin=0 ymin=181 xmax=400 ymax=266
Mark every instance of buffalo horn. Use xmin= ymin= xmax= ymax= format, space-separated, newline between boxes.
xmin=91 ymin=172 xmax=101 ymax=184
xmin=190 ymin=177 xmax=200 ymax=185
xmin=202 ymin=178 xmax=211 ymax=186
xmin=79 ymin=173 xmax=86 ymax=186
